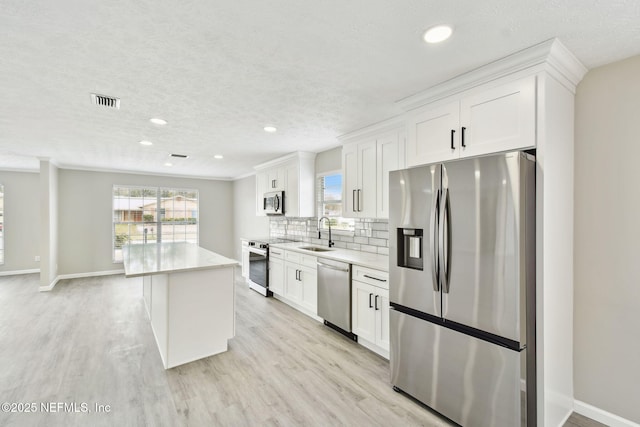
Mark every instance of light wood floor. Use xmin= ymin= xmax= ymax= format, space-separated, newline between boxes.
xmin=0 ymin=271 xmax=604 ymax=427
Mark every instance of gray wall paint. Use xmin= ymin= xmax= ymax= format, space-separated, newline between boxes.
xmin=232 ymin=174 xmax=269 ymax=260
xmin=574 ymin=55 xmax=640 ymax=423
xmin=0 ymin=171 xmax=40 ymax=273
xmin=315 ymin=146 xmax=341 ymax=174
xmin=57 ymin=169 xmax=234 ymax=275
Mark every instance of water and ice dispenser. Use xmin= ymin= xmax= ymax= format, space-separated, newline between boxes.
xmin=397 ymin=228 xmax=424 ymax=270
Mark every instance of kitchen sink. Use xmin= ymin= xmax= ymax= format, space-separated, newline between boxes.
xmin=299 ymin=246 xmax=334 ymax=252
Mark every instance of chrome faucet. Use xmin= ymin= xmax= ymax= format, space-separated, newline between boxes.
xmin=318 ymin=216 xmax=334 ymax=248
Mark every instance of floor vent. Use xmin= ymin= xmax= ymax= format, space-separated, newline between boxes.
xmin=170 ymin=154 xmax=189 ymax=158
xmin=90 ymin=93 xmax=120 ymax=109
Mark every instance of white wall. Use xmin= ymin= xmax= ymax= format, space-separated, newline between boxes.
xmin=57 ymin=169 xmax=234 ymax=275
xmin=574 ymin=55 xmax=640 ymax=423
xmin=232 ymin=174 xmax=269 ymax=260
xmin=0 ymin=171 xmax=40 ymax=273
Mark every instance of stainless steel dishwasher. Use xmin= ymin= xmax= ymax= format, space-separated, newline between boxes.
xmin=317 ymin=258 xmax=356 ymax=340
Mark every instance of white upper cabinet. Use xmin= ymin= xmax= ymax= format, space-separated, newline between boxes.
xmin=376 ymin=131 xmax=406 ymax=219
xmin=254 ymin=152 xmax=316 ymax=217
xmin=406 ymin=76 xmax=536 ymax=167
xmin=343 ymin=139 xmax=377 ymax=218
xmin=406 ymin=101 xmax=460 ymax=166
xmin=267 ymin=168 xmax=285 ymax=191
xmin=459 ymin=76 xmax=536 ymax=158
xmin=342 ymin=143 xmax=359 ymax=216
xmin=341 ymin=124 xmax=405 ymax=219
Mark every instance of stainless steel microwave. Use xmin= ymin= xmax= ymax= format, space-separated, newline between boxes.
xmin=263 ymin=191 xmax=285 ymax=215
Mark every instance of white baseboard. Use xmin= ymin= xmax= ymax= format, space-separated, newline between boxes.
xmin=574 ymin=400 xmax=640 ymax=427
xmin=39 ymin=269 xmax=125 ymax=292
xmin=57 ymin=269 xmax=124 ymax=280
xmin=39 ymin=277 xmax=59 ymax=292
xmin=0 ymin=268 xmax=40 ymax=276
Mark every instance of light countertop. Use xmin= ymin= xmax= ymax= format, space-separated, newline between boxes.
xmin=270 ymin=242 xmax=389 ymax=272
xmin=122 ymin=242 xmax=238 ymax=278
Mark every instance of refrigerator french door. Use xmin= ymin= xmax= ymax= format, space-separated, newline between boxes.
xmin=389 ymin=152 xmax=536 ymax=427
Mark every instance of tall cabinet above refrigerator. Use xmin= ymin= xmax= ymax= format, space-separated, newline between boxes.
xmin=389 ymin=151 xmax=536 ymax=426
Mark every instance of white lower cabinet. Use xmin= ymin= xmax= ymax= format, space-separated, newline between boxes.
xmin=282 ymin=250 xmax=318 ymax=316
xmin=269 ymin=249 xmax=284 ymax=295
xmin=241 ymin=241 xmax=250 ymax=279
xmin=351 ymin=265 xmax=389 ymax=358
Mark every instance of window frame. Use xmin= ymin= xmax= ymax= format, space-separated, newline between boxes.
xmin=316 ymin=171 xmax=355 ymax=236
xmin=112 ymin=185 xmax=199 ymax=263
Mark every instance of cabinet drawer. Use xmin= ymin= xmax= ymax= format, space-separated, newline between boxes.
xmin=353 ymin=265 xmax=388 ymax=289
xmin=269 ymin=247 xmax=285 ymax=260
xmin=285 ymin=250 xmax=317 ymax=269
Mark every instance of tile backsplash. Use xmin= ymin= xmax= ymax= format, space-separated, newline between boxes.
xmin=269 ymin=217 xmax=389 ymax=255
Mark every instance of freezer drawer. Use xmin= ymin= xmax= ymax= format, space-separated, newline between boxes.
xmin=390 ymin=309 xmax=525 ymax=427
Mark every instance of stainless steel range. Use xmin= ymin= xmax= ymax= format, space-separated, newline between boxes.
xmin=247 ymin=238 xmax=295 ymax=297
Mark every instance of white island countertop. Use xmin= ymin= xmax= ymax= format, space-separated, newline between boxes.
xmin=122 ymin=242 xmax=238 ymax=278
xmin=270 ymin=241 xmax=389 ymax=272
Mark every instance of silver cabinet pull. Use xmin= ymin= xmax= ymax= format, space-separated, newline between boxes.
xmin=363 ymin=274 xmax=387 ymax=282
xmin=352 ymin=190 xmax=356 ymax=212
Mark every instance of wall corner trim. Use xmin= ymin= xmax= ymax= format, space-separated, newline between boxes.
xmin=39 ymin=277 xmax=59 ymax=292
xmin=574 ymin=400 xmax=640 ymax=427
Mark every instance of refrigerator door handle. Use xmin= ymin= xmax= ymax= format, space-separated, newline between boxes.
xmin=439 ymin=187 xmax=452 ymax=294
xmin=430 ymin=188 xmax=440 ymax=292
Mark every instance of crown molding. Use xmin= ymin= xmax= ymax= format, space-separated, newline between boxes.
xmin=254 ymin=151 xmax=317 ymax=171
xmin=396 ymin=38 xmax=588 ymax=111
xmin=337 ymin=114 xmax=406 ymax=144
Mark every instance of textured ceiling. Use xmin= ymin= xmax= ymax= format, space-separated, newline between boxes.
xmin=1 ymin=0 xmax=639 ymax=179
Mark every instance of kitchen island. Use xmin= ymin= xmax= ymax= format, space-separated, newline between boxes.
xmin=123 ymin=242 xmax=238 ymax=369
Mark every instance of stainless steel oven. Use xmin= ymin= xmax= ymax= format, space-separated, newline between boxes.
xmin=247 ymin=242 xmax=270 ymax=296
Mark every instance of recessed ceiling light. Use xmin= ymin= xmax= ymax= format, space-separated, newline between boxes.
xmin=214 ymin=155 xmax=224 ymax=159
xmin=150 ymin=118 xmax=167 ymax=125
xmin=264 ymin=126 xmax=277 ymax=133
xmin=164 ymin=162 xmax=173 ymax=167
xmin=139 ymin=140 xmax=153 ymax=146
xmin=423 ymin=25 xmax=453 ymax=44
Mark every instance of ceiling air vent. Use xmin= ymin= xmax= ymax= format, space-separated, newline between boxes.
xmin=170 ymin=153 xmax=189 ymax=158
xmin=90 ymin=93 xmax=120 ymax=109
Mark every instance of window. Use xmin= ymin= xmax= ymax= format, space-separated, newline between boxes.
xmin=0 ymin=184 xmax=4 ymax=265
xmin=112 ymin=185 xmax=199 ymax=262
xmin=317 ymin=173 xmax=354 ymax=233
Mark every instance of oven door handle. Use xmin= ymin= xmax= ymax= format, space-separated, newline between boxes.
xmin=248 ymin=247 xmax=267 ymax=256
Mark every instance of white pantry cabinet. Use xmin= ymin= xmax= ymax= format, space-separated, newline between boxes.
xmin=351 ymin=265 xmax=389 ymax=358
xmin=254 ymin=152 xmax=316 ymax=217
xmin=341 ymin=125 xmax=405 ymax=219
xmin=406 ymin=76 xmax=536 ymax=167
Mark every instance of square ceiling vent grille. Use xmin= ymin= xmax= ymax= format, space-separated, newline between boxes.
xmin=90 ymin=93 xmax=120 ymax=109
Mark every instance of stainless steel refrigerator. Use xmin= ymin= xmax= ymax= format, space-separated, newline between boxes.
xmin=389 ymin=151 xmax=536 ymax=427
